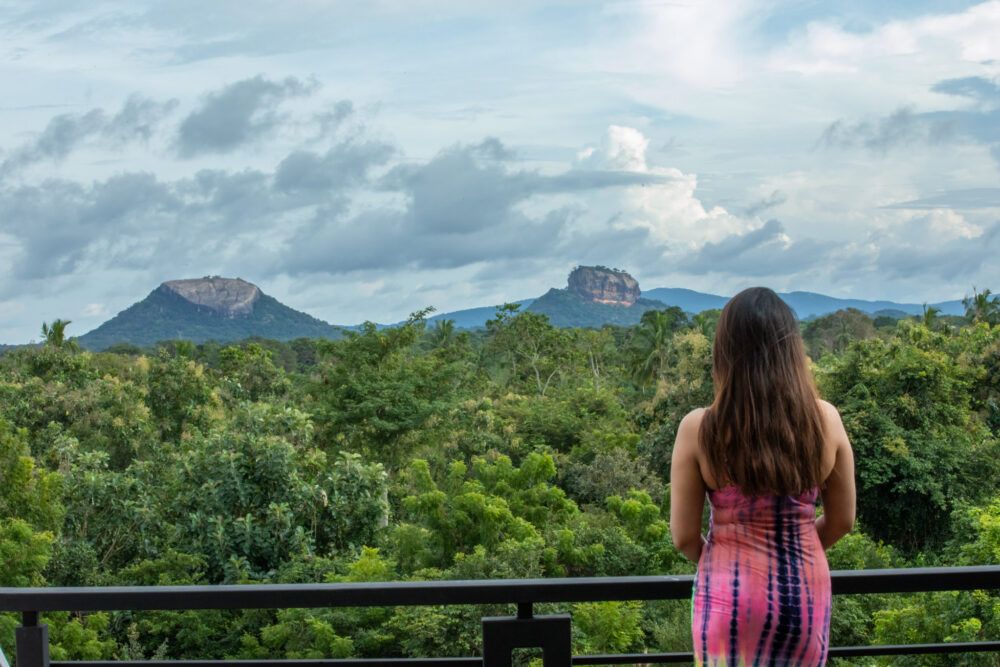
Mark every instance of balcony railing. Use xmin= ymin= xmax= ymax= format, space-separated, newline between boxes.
xmin=3 ymin=566 xmax=1000 ymax=667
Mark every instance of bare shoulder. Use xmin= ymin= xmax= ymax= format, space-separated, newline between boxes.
xmin=673 ymin=408 xmax=706 ymax=463
xmin=680 ymin=407 xmax=707 ymax=430
xmin=817 ymin=398 xmax=840 ymax=417
xmin=673 ymin=408 xmax=705 ymax=453
xmin=817 ymin=399 xmax=848 ymax=437
xmin=816 ymin=399 xmax=851 ymax=477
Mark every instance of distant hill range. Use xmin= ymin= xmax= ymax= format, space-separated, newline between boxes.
xmin=640 ymin=288 xmax=965 ymax=321
xmin=77 ymin=277 xmax=342 ymax=350
xmin=424 ymin=267 xmax=964 ymax=329
xmin=70 ymin=269 xmax=967 ymax=350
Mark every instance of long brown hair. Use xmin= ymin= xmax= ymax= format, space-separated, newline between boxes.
xmin=699 ymin=287 xmax=824 ymax=496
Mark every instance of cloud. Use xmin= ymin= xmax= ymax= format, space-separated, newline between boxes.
xmin=82 ymin=303 xmax=107 ymax=317
xmin=0 ymin=95 xmax=177 ymax=176
xmin=280 ymin=206 xmax=572 ymax=276
xmin=677 ymin=219 xmax=830 ymax=276
xmin=874 ymin=219 xmax=1000 ymax=280
xmin=931 ymin=76 xmax=1000 ymax=103
xmin=176 ymin=76 xmax=316 ymax=157
xmin=569 ymin=126 xmax=750 ymax=253
xmin=381 ymin=137 xmax=671 ymax=235
xmin=883 ymin=187 xmax=1000 ymax=209
xmin=0 ymin=130 xmax=672 ymax=296
xmin=818 ymin=107 xmax=952 ymax=154
xmin=772 ymin=3 xmax=1000 ymax=75
xmin=577 ymin=126 xmax=650 ymax=172
xmin=262 ymin=136 xmax=673 ymax=278
xmin=744 ymin=190 xmax=787 ymax=217
xmin=821 ymin=74 xmax=1000 ymax=163
xmin=274 ymin=139 xmax=396 ymax=193
xmin=104 ymin=95 xmax=181 ymax=143
xmin=312 ymin=100 xmax=355 ymax=138
xmin=0 ymin=173 xmax=179 ymax=283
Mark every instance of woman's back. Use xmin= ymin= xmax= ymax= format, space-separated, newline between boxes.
xmin=669 ymin=287 xmax=856 ymax=667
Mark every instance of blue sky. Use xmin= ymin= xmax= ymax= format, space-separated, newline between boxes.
xmin=1 ymin=0 xmax=998 ymax=342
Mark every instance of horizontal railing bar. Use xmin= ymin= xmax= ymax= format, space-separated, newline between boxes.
xmin=573 ymin=641 xmax=1000 ymax=663
xmin=3 ymin=566 xmax=999 ymax=613
xmin=51 ymin=661 xmax=482 ymax=667
xmin=830 ymin=565 xmax=1000 ymax=595
xmin=50 ymin=641 xmax=1000 ymax=667
xmin=1 ymin=576 xmax=693 ymax=612
xmin=828 ymin=641 xmax=1000 ymax=657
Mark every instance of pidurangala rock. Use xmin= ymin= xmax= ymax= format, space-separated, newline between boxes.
xmin=161 ymin=277 xmax=261 ymax=318
xmin=567 ymin=266 xmax=640 ymax=306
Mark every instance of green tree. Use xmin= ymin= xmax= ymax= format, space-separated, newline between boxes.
xmin=427 ymin=318 xmax=457 ymax=349
xmin=166 ymin=404 xmax=387 ymax=580
xmin=691 ymin=309 xmax=721 ymax=339
xmin=146 ymin=349 xmax=215 ymax=440
xmin=394 ymin=453 xmax=582 ymax=574
xmin=818 ymin=322 xmax=1000 ymax=552
xmin=635 ymin=329 xmax=714 ymax=480
xmin=41 ymin=318 xmax=73 ymax=348
xmin=0 ymin=419 xmax=64 ymax=586
xmin=629 ymin=307 xmax=687 ymax=388
xmin=486 ymin=304 xmax=572 ymax=396
xmin=575 ymin=328 xmax=616 ymax=392
xmin=922 ymin=303 xmax=941 ymax=330
xmin=218 ymin=343 xmax=290 ymax=403
xmin=964 ymin=287 xmax=1000 ymax=326
xmin=572 ymin=600 xmax=645 ymax=654
xmin=309 ymin=310 xmax=460 ymax=472
xmin=800 ymin=308 xmax=876 ymax=359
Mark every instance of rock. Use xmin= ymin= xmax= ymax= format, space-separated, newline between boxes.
xmin=567 ymin=266 xmax=640 ymax=306
xmin=161 ymin=277 xmax=261 ymax=318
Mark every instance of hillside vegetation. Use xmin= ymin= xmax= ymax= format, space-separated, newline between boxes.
xmin=78 ymin=286 xmax=343 ymax=350
xmin=2 ymin=294 xmax=1000 ymax=665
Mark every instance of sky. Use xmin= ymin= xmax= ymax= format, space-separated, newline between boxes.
xmin=1 ymin=0 xmax=999 ymax=343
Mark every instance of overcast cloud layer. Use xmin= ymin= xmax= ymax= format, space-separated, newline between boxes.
xmin=1 ymin=0 xmax=999 ymax=342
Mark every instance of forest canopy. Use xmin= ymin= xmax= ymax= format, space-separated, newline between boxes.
xmin=2 ymin=295 xmax=1000 ymax=666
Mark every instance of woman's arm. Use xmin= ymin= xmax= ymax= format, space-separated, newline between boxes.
xmin=671 ymin=409 xmax=708 ymax=562
xmin=816 ymin=402 xmax=856 ymax=549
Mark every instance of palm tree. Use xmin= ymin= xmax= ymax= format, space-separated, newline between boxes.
xmin=630 ymin=308 xmax=684 ymax=387
xmin=428 ymin=318 xmax=457 ymax=349
xmin=40 ymin=319 xmax=71 ymax=348
xmin=963 ymin=287 xmax=1000 ymax=326
xmin=692 ymin=309 xmax=721 ymax=339
xmin=833 ymin=320 xmax=853 ymax=354
xmin=922 ymin=304 xmax=940 ymax=330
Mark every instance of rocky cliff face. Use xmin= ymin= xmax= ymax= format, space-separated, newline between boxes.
xmin=161 ymin=277 xmax=261 ymax=318
xmin=567 ymin=266 xmax=640 ymax=306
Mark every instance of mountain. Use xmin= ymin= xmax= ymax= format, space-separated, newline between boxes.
xmin=641 ymin=288 xmax=964 ymax=319
xmin=776 ymin=291 xmax=964 ymax=319
xmin=567 ymin=265 xmax=641 ymax=306
xmin=77 ymin=277 xmax=343 ymax=350
xmin=640 ymin=287 xmax=729 ymax=314
xmin=70 ymin=271 xmax=972 ymax=350
xmin=518 ymin=267 xmax=666 ymax=327
xmin=527 ymin=288 xmax=667 ymax=327
xmin=427 ymin=299 xmax=535 ymax=329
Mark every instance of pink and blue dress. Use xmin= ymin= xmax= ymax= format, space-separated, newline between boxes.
xmin=692 ymin=486 xmax=831 ymax=666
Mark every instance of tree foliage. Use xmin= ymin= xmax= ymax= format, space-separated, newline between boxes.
xmin=2 ymin=297 xmax=999 ymax=660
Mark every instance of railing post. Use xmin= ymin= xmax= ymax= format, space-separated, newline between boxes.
xmin=483 ymin=608 xmax=571 ymax=667
xmin=15 ymin=612 xmax=50 ymax=667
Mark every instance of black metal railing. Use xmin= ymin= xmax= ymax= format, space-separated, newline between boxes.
xmin=3 ymin=566 xmax=1000 ymax=667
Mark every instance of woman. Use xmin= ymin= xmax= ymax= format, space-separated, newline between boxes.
xmin=670 ymin=287 xmax=856 ymax=667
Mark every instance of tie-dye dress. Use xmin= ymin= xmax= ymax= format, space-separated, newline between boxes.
xmin=692 ymin=486 xmax=831 ymax=666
